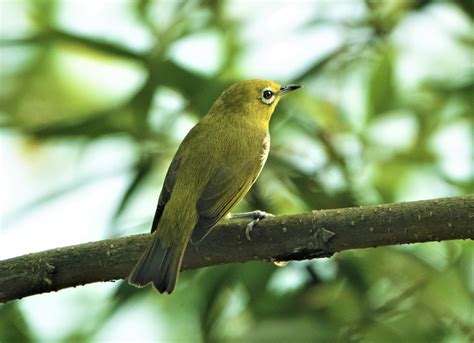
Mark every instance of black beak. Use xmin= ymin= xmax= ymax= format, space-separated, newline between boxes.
xmin=279 ymin=84 xmax=302 ymax=95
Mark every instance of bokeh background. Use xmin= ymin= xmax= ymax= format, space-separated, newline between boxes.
xmin=0 ymin=0 xmax=473 ymax=342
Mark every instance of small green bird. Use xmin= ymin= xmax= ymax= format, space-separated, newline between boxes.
xmin=128 ymin=79 xmax=301 ymax=293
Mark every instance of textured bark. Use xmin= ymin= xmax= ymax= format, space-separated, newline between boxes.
xmin=1 ymin=195 xmax=472 ymax=303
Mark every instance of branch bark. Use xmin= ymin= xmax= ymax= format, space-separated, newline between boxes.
xmin=1 ymin=195 xmax=473 ymax=303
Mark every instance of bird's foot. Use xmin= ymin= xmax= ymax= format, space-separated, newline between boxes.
xmin=229 ymin=210 xmax=274 ymax=241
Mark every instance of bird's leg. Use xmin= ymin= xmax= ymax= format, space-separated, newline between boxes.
xmin=229 ymin=210 xmax=274 ymax=241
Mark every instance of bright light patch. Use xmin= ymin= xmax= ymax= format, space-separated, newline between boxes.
xmin=393 ymin=3 xmax=472 ymax=87
xmin=54 ymin=46 xmax=146 ymax=104
xmin=169 ymin=30 xmax=223 ymax=76
xmin=95 ymin=296 xmax=166 ymax=342
xmin=173 ymin=113 xmax=198 ymax=142
xmin=268 ymin=265 xmax=307 ymax=293
xmin=148 ymin=87 xmax=187 ymax=131
xmin=19 ymin=283 xmax=117 ymax=342
xmin=319 ymin=165 xmax=346 ymax=192
xmin=367 ymin=111 xmax=418 ymax=150
xmin=1 ymin=174 xmax=129 ymax=259
xmin=241 ymin=26 xmax=345 ymax=81
xmin=0 ymin=135 xmax=135 ymax=258
xmin=55 ymin=0 xmax=153 ymax=52
xmin=0 ymin=0 xmax=34 ymax=37
xmin=430 ymin=120 xmax=472 ymax=181
xmin=0 ymin=46 xmax=41 ymax=77
xmin=311 ymin=258 xmax=337 ymax=281
xmin=233 ymin=0 xmax=348 ymax=80
xmin=395 ymin=168 xmax=457 ymax=202
xmin=281 ymin=133 xmax=327 ymax=173
xmin=397 ymin=242 xmax=450 ymax=271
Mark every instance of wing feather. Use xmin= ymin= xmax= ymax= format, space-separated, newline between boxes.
xmin=191 ymin=162 xmax=259 ymax=243
xmin=150 ymin=157 xmax=181 ymax=233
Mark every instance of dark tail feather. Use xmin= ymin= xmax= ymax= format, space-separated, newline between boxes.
xmin=128 ymin=237 xmax=184 ymax=294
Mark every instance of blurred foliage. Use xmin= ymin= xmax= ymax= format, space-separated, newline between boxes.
xmin=0 ymin=0 xmax=473 ymax=342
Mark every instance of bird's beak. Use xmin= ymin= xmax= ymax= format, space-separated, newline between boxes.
xmin=279 ymin=84 xmax=302 ymax=96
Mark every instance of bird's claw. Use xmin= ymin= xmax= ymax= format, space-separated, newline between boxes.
xmin=245 ymin=220 xmax=257 ymax=241
xmin=244 ymin=211 xmax=274 ymax=241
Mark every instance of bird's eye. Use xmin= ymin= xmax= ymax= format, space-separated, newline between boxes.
xmin=261 ymin=88 xmax=275 ymax=105
xmin=263 ymin=90 xmax=273 ymax=99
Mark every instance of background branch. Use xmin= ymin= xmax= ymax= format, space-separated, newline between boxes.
xmin=1 ymin=195 xmax=472 ymax=303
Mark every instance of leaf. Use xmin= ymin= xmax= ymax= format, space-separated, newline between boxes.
xmin=294 ymin=43 xmax=350 ymax=82
xmin=236 ymin=262 xmax=277 ymax=306
xmin=49 ymin=28 xmax=145 ymax=62
xmin=336 ymin=257 xmax=370 ymax=294
xmin=266 ymin=154 xmax=355 ymax=210
xmin=193 ymin=265 xmax=239 ymax=339
xmin=25 ymin=114 xmax=111 ymax=137
xmin=109 ymin=156 xmax=154 ymax=232
xmin=454 ymin=0 xmax=474 ymax=19
xmin=22 ymin=107 xmax=149 ymax=139
xmin=0 ymin=303 xmax=34 ymax=343
xmin=236 ymin=316 xmax=335 ymax=343
xmin=367 ymin=44 xmax=395 ymax=119
xmin=152 ymin=60 xmax=228 ymax=115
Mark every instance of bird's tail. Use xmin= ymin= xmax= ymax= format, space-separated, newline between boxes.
xmin=128 ymin=236 xmax=185 ymax=294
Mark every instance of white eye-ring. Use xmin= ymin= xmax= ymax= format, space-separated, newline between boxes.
xmin=261 ymin=87 xmax=275 ymax=105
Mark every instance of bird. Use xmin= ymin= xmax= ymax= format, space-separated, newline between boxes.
xmin=128 ymin=79 xmax=301 ymax=293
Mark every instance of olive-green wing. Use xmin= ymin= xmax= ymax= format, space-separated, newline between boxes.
xmin=191 ymin=162 xmax=258 ymax=243
xmin=150 ymin=157 xmax=180 ymax=233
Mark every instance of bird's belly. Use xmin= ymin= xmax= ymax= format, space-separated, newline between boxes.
xmin=251 ymin=133 xmax=270 ymax=185
xmin=260 ymin=133 xmax=270 ymax=164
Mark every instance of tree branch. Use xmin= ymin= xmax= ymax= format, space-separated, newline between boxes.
xmin=1 ymin=196 xmax=472 ymax=303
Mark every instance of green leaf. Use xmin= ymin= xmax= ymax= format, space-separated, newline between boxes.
xmin=109 ymin=156 xmax=154 ymax=232
xmin=0 ymin=303 xmax=34 ymax=343
xmin=367 ymin=44 xmax=395 ymax=119
xmin=294 ymin=44 xmax=350 ymax=82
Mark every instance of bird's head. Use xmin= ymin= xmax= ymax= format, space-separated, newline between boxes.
xmin=209 ymin=79 xmax=301 ymax=124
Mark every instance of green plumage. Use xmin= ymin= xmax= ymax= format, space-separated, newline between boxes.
xmin=128 ymin=80 xmax=300 ymax=293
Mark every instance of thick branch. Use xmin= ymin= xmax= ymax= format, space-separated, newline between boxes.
xmin=1 ymin=196 xmax=472 ymax=303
